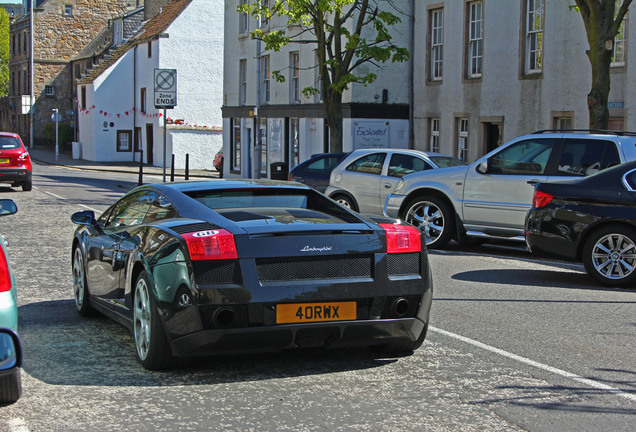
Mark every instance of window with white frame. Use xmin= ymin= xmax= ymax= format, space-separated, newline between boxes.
xmin=261 ymin=55 xmax=270 ymax=103
xmin=467 ymin=1 xmax=483 ymax=78
xmin=239 ymin=59 xmax=247 ymax=105
xmin=525 ymin=0 xmax=544 ymax=73
xmin=612 ymin=1 xmax=626 ymax=67
xmin=457 ymin=118 xmax=469 ymax=161
xmin=239 ymin=0 xmax=249 ymax=34
xmin=430 ymin=8 xmax=444 ymax=81
xmin=553 ymin=116 xmax=573 ymax=130
xmin=429 ymin=118 xmax=440 ymax=153
xmin=290 ymin=52 xmax=300 ymax=103
xmin=260 ymin=0 xmax=270 ymax=29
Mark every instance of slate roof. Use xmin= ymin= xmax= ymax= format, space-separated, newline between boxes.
xmin=78 ymin=0 xmax=192 ymax=84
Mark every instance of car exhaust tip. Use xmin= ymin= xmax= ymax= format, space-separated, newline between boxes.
xmin=391 ymin=297 xmax=410 ymax=317
xmin=213 ymin=307 xmax=236 ymax=327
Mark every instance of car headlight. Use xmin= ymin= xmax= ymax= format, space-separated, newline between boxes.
xmin=394 ymin=179 xmax=405 ymax=194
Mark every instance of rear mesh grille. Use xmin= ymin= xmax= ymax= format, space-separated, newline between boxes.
xmin=387 ymin=253 xmax=420 ymax=276
xmin=171 ymin=223 xmax=219 ymax=234
xmin=193 ymin=261 xmax=242 ymax=285
xmin=257 ymin=256 xmax=372 ymax=282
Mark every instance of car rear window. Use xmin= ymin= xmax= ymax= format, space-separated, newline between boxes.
xmin=0 ymin=136 xmax=21 ymax=150
xmin=187 ymin=189 xmax=309 ymax=210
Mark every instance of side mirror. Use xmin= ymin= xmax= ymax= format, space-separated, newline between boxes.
xmin=476 ymin=160 xmax=489 ymax=174
xmin=0 ymin=199 xmax=17 ymax=217
xmin=71 ymin=210 xmax=96 ymax=226
xmin=0 ymin=328 xmax=23 ymax=404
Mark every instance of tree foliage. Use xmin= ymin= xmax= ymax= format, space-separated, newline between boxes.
xmin=0 ymin=9 xmax=10 ymax=97
xmin=573 ymin=0 xmax=633 ymax=129
xmin=239 ymin=0 xmax=409 ymax=152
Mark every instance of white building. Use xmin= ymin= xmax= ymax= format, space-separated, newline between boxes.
xmin=77 ymin=0 xmax=224 ymax=170
xmin=413 ymin=0 xmax=634 ymax=162
xmin=222 ymin=0 xmax=413 ymax=179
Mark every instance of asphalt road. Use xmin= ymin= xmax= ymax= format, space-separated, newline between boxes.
xmin=0 ymin=161 xmax=634 ymax=431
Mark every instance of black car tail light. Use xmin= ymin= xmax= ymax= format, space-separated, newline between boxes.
xmin=532 ymin=190 xmax=554 ymax=208
xmin=182 ymin=229 xmax=238 ymax=260
xmin=380 ymin=224 xmax=422 ymax=253
xmin=0 ymin=247 xmax=11 ymax=292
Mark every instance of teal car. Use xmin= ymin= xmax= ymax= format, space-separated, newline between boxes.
xmin=0 ymin=199 xmax=18 ymax=332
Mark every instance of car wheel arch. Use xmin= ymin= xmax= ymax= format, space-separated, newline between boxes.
xmin=400 ymin=188 xmax=456 ymax=218
xmin=329 ymin=191 xmax=359 ymax=211
xmin=576 ymin=220 xmax=636 ymax=261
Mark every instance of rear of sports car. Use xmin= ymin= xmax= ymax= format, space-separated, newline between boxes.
xmin=161 ymin=188 xmax=432 ymax=357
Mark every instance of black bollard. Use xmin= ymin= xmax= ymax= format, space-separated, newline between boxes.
xmin=137 ymin=150 xmax=144 ymax=186
xmin=170 ymin=154 xmax=175 ymax=182
xmin=185 ymin=153 xmax=190 ymax=181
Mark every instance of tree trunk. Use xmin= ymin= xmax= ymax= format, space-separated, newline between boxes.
xmin=585 ymin=34 xmax=612 ymax=129
xmin=323 ymin=89 xmax=344 ymax=153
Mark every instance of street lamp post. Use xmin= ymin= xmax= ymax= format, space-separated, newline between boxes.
xmin=30 ymin=0 xmax=34 ymax=150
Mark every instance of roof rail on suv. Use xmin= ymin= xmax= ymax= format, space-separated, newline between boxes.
xmin=532 ymin=129 xmax=636 ymax=137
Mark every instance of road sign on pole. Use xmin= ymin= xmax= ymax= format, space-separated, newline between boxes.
xmin=154 ymin=69 xmax=177 ymax=109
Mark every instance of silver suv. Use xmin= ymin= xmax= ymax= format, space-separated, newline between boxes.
xmin=384 ymin=130 xmax=636 ymax=248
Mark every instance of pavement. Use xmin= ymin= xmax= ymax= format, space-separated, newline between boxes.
xmin=27 ymin=146 xmax=220 ymax=180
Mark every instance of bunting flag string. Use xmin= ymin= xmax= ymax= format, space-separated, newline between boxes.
xmin=78 ymin=106 xmax=220 ymax=130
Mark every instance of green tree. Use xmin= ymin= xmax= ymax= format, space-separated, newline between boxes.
xmin=573 ymin=0 xmax=633 ymax=129
xmin=0 ymin=8 xmax=10 ymax=97
xmin=240 ymin=0 xmax=409 ymax=153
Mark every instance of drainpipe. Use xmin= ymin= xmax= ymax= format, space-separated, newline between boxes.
xmin=254 ymin=4 xmax=262 ymax=179
xmin=409 ymin=0 xmax=414 ymax=150
xmin=133 ymin=45 xmax=137 ymax=162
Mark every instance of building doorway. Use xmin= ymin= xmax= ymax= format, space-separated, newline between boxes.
xmin=483 ymin=122 xmax=503 ymax=154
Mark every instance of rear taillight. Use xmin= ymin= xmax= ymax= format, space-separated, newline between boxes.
xmin=532 ymin=190 xmax=554 ymax=208
xmin=380 ymin=223 xmax=422 ymax=253
xmin=17 ymin=151 xmax=30 ymax=161
xmin=0 ymin=247 xmax=11 ymax=293
xmin=182 ymin=229 xmax=238 ymax=260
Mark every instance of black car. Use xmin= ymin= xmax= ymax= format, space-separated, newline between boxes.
xmin=71 ymin=180 xmax=432 ymax=370
xmin=525 ymin=160 xmax=636 ymax=287
xmin=288 ymin=152 xmax=349 ymax=192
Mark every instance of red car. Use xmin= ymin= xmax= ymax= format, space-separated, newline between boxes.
xmin=0 ymin=133 xmax=32 ymax=192
xmin=213 ymin=149 xmax=223 ymax=172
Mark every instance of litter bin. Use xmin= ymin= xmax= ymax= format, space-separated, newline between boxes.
xmin=72 ymin=142 xmax=82 ymax=159
xmin=270 ymin=162 xmax=289 ymax=180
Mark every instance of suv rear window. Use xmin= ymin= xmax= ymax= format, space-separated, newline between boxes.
xmin=555 ymin=139 xmax=620 ymax=176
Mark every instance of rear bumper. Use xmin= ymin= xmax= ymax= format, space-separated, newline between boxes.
xmin=170 ymin=316 xmax=428 ymax=357
xmin=0 ymin=168 xmax=31 ymax=184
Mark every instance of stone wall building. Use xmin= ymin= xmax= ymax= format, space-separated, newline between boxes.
xmin=1 ymin=0 xmax=141 ymax=147
xmin=412 ymin=1 xmax=634 ymax=162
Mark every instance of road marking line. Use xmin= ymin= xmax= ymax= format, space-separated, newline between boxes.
xmin=41 ymin=190 xmax=66 ymax=200
xmin=78 ymin=204 xmax=100 ymax=212
xmin=430 ymin=326 xmax=636 ymax=403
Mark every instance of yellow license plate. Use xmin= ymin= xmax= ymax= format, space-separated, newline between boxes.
xmin=0 ymin=158 xmax=9 ymax=164
xmin=276 ymin=302 xmax=356 ymax=324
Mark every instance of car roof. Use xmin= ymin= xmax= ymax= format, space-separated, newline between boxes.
xmin=147 ymin=179 xmax=313 ymax=194
xmin=0 ymin=132 xmax=21 ymax=138
xmin=347 ymin=148 xmax=455 ymax=159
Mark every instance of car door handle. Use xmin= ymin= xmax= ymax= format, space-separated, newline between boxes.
xmin=527 ymin=179 xmax=540 ymax=186
xmin=384 ymin=183 xmax=393 ymax=188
